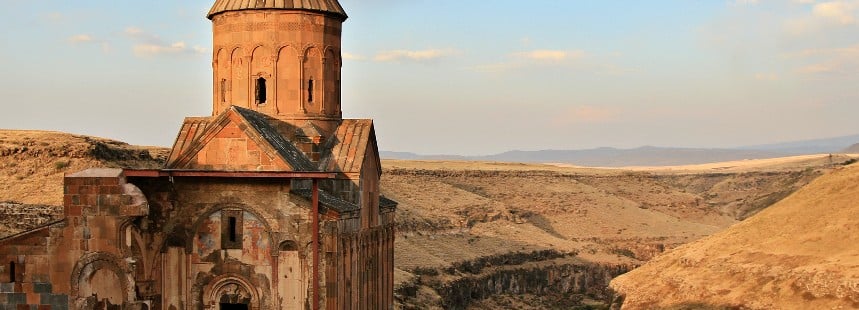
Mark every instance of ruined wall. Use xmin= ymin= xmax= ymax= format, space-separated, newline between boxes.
xmin=160 ymin=178 xmax=343 ymax=310
xmin=0 ymin=169 xmax=150 ymax=309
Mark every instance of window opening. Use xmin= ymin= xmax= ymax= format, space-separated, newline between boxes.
xmin=307 ymin=79 xmax=314 ymax=103
xmin=228 ymin=217 xmax=237 ymax=243
xmin=220 ymin=79 xmax=227 ymax=103
xmin=8 ymin=262 xmax=14 ymax=283
xmin=255 ymin=77 xmax=267 ymax=105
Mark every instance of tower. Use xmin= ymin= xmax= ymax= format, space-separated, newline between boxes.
xmin=209 ymin=0 xmax=346 ymax=133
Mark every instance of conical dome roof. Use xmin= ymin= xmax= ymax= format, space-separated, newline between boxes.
xmin=208 ymin=0 xmax=347 ymax=20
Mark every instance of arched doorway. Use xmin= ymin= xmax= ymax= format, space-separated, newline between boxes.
xmin=219 ymin=303 xmax=249 ymax=310
xmin=203 ymin=275 xmax=260 ymax=310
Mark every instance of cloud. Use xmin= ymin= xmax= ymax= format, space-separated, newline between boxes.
xmin=788 ymin=44 xmax=859 ymax=75
xmin=732 ymin=0 xmax=761 ymax=6
xmin=67 ymin=34 xmax=111 ymax=53
xmin=124 ymin=27 xmax=207 ymax=57
xmin=813 ymin=1 xmax=858 ymax=24
xmin=471 ymin=49 xmax=588 ymax=73
xmin=134 ymin=41 xmax=208 ymax=57
xmin=373 ymin=49 xmax=459 ymax=62
xmin=342 ymin=52 xmax=365 ymax=61
xmin=68 ymin=34 xmax=95 ymax=43
xmin=514 ymin=50 xmax=583 ymax=61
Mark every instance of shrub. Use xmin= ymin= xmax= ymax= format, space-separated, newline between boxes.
xmin=54 ymin=160 xmax=70 ymax=170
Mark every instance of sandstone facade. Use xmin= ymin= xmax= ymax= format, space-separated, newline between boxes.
xmin=0 ymin=1 xmax=395 ymax=309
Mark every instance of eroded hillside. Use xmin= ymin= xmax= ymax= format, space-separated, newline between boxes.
xmin=0 ymin=130 xmax=168 ymax=206
xmin=610 ymin=162 xmax=859 ymax=309
xmin=379 ymin=157 xmax=855 ymax=309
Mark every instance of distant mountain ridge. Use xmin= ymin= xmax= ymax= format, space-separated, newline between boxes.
xmin=382 ymin=134 xmax=859 ymax=167
xmin=844 ymin=143 xmax=859 ymax=153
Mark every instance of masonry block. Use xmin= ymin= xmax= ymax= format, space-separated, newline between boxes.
xmin=32 ymin=284 xmax=49 ymax=295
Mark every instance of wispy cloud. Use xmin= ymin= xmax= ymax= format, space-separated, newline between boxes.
xmin=788 ymin=44 xmax=859 ymax=75
xmin=731 ymin=0 xmax=761 ymax=6
xmin=514 ymin=49 xmax=584 ymax=61
xmin=812 ymin=0 xmax=858 ymax=24
xmin=342 ymin=52 xmax=365 ymax=61
xmin=67 ymin=34 xmax=111 ymax=53
xmin=67 ymin=34 xmax=95 ymax=43
xmin=373 ymin=48 xmax=459 ymax=62
xmin=125 ymin=26 xmax=207 ymax=57
xmin=471 ymin=49 xmax=588 ymax=73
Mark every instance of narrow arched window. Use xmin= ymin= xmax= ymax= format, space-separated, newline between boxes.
xmin=228 ymin=216 xmax=237 ymax=243
xmin=8 ymin=261 xmax=14 ymax=283
xmin=255 ymin=77 xmax=267 ymax=105
xmin=307 ymin=79 xmax=314 ymax=103
xmin=220 ymin=79 xmax=228 ymax=103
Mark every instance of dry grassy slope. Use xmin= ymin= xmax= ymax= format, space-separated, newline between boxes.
xmin=610 ymin=163 xmax=859 ymax=310
xmin=382 ymin=161 xmax=829 ymax=268
xmin=0 ymin=130 xmax=167 ymax=206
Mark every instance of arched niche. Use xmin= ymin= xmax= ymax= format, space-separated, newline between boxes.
xmin=303 ymin=46 xmax=322 ymax=114
xmin=230 ymin=47 xmax=248 ymax=107
xmin=250 ymin=46 xmax=273 ymax=110
xmin=323 ymin=48 xmax=340 ymax=115
xmin=276 ymin=46 xmax=299 ymax=114
xmin=71 ymin=252 xmax=136 ymax=309
xmin=215 ymin=48 xmax=231 ymax=112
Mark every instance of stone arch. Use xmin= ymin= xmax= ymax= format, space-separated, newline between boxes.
xmin=251 ymin=46 xmax=274 ymax=109
xmin=118 ymin=219 xmax=148 ymax=279
xmin=215 ymin=48 xmax=231 ymax=112
xmin=71 ymin=252 xmax=136 ymax=309
xmin=187 ymin=203 xmax=277 ymax=255
xmin=303 ymin=46 xmax=323 ymax=113
xmin=323 ymin=47 xmax=340 ymax=115
xmin=230 ymin=47 xmax=248 ymax=107
xmin=276 ymin=45 xmax=300 ymax=114
xmin=202 ymin=274 xmax=261 ymax=310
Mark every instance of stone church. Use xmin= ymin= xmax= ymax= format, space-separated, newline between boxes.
xmin=0 ymin=0 xmax=396 ymax=309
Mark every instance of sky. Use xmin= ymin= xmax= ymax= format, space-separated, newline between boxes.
xmin=0 ymin=1 xmax=858 ymax=156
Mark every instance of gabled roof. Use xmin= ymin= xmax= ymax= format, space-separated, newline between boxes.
xmin=207 ymin=0 xmax=347 ymax=20
xmin=318 ymin=119 xmax=379 ymax=175
xmin=166 ymin=106 xmax=316 ymax=171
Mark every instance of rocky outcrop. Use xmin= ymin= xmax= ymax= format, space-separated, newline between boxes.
xmin=0 ymin=202 xmax=61 ymax=237
xmin=396 ymin=251 xmax=632 ymax=310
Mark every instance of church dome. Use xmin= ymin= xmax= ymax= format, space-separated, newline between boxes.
xmin=207 ymin=0 xmax=347 ymax=20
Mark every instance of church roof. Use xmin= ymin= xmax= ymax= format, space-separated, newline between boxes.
xmin=166 ymin=106 xmax=316 ymax=171
xmin=207 ymin=0 xmax=347 ymax=20
xmin=166 ymin=105 xmax=376 ymax=175
xmin=319 ymin=119 xmax=378 ymax=175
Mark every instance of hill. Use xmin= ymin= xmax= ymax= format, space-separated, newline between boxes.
xmin=382 ymin=134 xmax=859 ymax=167
xmin=843 ymin=143 xmax=859 ymax=153
xmin=610 ymin=162 xmax=859 ymax=309
xmin=380 ymin=157 xmax=859 ymax=308
xmin=0 ymin=130 xmax=167 ymax=205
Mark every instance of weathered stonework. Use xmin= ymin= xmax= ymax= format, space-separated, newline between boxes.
xmin=0 ymin=1 xmax=395 ymax=309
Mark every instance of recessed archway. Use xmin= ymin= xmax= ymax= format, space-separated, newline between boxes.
xmin=203 ymin=274 xmax=260 ymax=310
